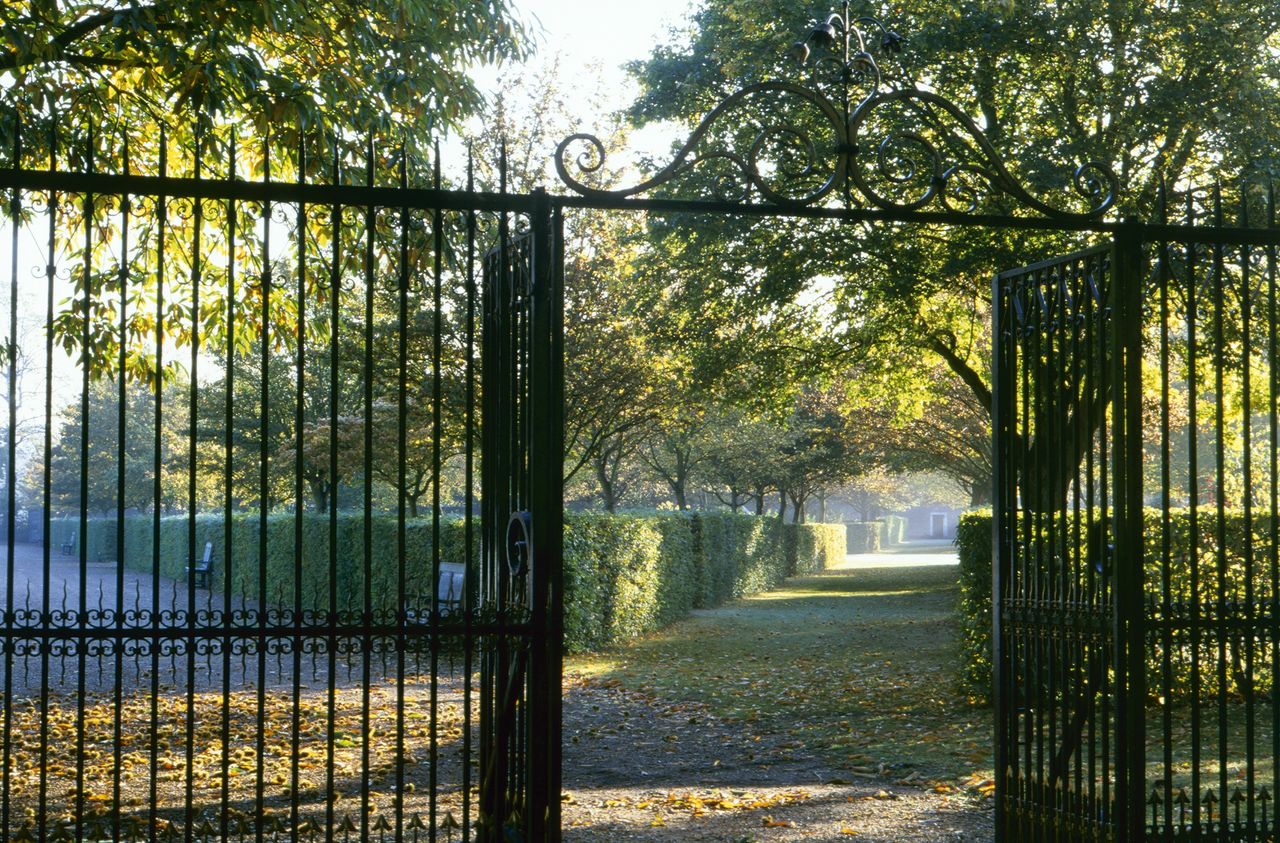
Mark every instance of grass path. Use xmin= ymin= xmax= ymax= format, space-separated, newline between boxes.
xmin=561 ymin=543 xmax=995 ymax=841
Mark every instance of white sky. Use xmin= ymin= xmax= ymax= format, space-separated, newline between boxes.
xmin=460 ymin=0 xmax=699 ymax=172
xmin=504 ymin=0 xmax=698 ymax=102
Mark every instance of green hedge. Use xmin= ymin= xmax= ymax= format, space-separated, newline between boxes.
xmin=955 ymin=512 xmax=993 ymax=699
xmin=845 ymin=521 xmax=882 ymax=554
xmin=786 ymin=520 xmax=846 ymax=576
xmin=958 ymin=509 xmax=1280 ymax=702
xmin=51 ymin=513 xmax=465 ymax=616
xmin=50 ymin=512 xmax=844 ymax=654
xmin=880 ymin=515 xmax=906 ymax=547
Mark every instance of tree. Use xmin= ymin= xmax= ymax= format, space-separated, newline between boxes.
xmin=622 ymin=0 xmax=1280 ymax=511
xmin=46 ymin=377 xmax=193 ymax=514
xmin=1 ymin=0 xmax=530 ymax=146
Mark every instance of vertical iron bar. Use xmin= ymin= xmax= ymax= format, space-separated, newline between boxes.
xmin=220 ymin=132 xmax=238 ymax=842
xmin=74 ymin=123 xmax=93 ymax=843
xmin=183 ymin=127 xmax=203 ymax=843
xmin=1113 ymin=220 xmax=1147 ymax=842
xmin=36 ymin=123 xmax=55 ymax=843
xmin=290 ymin=134 xmax=307 ymax=837
xmin=1269 ymin=181 xmax=1279 ymax=837
xmin=148 ymin=129 xmax=166 ymax=843
xmin=1 ymin=120 xmax=18 ymax=843
xmin=111 ymin=132 xmax=131 ymax=843
xmin=325 ymin=137 xmax=341 ymax=843
xmin=462 ymin=147 xmax=476 ymax=843
xmin=1186 ymin=190 xmax=1202 ymax=835
xmin=395 ymin=143 xmax=409 ymax=843
xmin=1157 ymin=182 xmax=1174 ymax=834
xmin=992 ymin=268 xmax=1010 ymax=843
xmin=254 ymin=135 xmax=272 ymax=843
xmin=1240 ymin=184 xmax=1256 ymax=835
xmin=360 ymin=137 xmax=375 ymax=843
xmin=430 ymin=145 xmax=443 ymax=843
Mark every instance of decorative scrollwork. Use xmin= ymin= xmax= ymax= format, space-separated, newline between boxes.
xmin=553 ymin=6 xmax=1119 ymax=221
xmin=555 ymin=81 xmax=845 ymax=208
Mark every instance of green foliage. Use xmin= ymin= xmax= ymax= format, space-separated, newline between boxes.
xmin=565 ymin=512 xmax=843 ymax=652
xmin=52 ymin=511 xmax=843 ymax=653
xmin=955 ymin=512 xmax=993 ymax=699
xmin=881 ymin=515 xmax=907 ymax=547
xmin=563 ymin=514 xmax=697 ymax=651
xmin=958 ymin=509 xmax=1280 ymax=701
xmin=785 ymin=521 xmax=845 ymax=576
xmin=51 ymin=513 xmax=466 ymax=616
xmin=0 ymin=0 xmax=530 ymax=146
xmin=845 ymin=521 xmax=883 ymax=554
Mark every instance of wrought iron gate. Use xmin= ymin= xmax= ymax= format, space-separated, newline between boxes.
xmin=0 ymin=126 xmax=563 ymax=843
xmin=993 ymin=235 xmax=1147 ymax=841
xmin=993 ymin=200 xmax=1280 ymax=842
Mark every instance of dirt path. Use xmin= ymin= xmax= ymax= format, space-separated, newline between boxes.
xmin=561 ymin=544 xmax=994 ymax=841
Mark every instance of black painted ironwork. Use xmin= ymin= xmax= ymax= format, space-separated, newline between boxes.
xmin=994 ymin=238 xmax=1146 ymax=841
xmin=554 ymin=2 xmax=1118 ymax=220
xmin=0 ymin=120 xmax=563 ymax=843
xmin=993 ymin=185 xmax=1280 ymax=842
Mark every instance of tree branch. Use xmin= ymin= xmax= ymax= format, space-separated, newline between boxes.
xmin=929 ymin=334 xmax=992 ymax=414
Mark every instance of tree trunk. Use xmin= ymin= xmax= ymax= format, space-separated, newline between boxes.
xmin=594 ymin=449 xmax=620 ymax=512
xmin=790 ymin=490 xmax=807 ymax=524
xmin=817 ymin=491 xmax=827 ymax=523
xmin=754 ymin=486 xmax=765 ymax=516
xmin=673 ymin=482 xmax=688 ymax=511
xmin=969 ymin=477 xmax=993 ymax=507
xmin=310 ymin=478 xmax=329 ymax=512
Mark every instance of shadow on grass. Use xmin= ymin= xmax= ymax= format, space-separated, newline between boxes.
xmin=566 ymin=562 xmax=993 ymax=788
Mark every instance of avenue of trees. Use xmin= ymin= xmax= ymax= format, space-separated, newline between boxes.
xmin=8 ymin=0 xmax=1280 ymax=524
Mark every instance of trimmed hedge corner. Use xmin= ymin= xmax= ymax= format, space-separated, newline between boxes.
xmin=845 ymin=521 xmax=883 ymax=554
xmin=49 ymin=511 xmax=843 ymax=655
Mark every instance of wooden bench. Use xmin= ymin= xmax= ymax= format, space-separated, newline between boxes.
xmin=59 ymin=530 xmax=76 ymax=556
xmin=187 ymin=542 xmax=214 ymax=589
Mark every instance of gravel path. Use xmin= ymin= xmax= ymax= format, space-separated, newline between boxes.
xmin=560 ymin=544 xmax=994 ymax=841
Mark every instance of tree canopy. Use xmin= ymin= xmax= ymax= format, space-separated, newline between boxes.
xmin=0 ymin=0 xmax=531 ymax=147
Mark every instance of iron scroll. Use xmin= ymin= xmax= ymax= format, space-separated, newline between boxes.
xmin=506 ymin=510 xmax=533 ymax=578
xmin=554 ymin=7 xmax=1119 ymax=220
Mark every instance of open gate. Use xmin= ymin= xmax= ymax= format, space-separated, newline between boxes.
xmin=6 ymin=7 xmax=1280 ymax=843
xmin=992 ymin=235 xmax=1147 ymax=841
xmin=0 ymin=131 xmax=563 ymax=842
xmin=993 ymin=207 xmax=1280 ymax=842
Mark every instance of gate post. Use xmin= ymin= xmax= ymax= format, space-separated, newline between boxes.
xmin=990 ymin=270 xmax=1014 ymax=843
xmin=1111 ymin=219 xmax=1147 ymax=841
xmin=527 ymin=189 xmax=565 ymax=841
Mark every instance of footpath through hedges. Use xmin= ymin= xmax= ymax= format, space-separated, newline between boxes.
xmin=47 ymin=512 xmax=845 ymax=653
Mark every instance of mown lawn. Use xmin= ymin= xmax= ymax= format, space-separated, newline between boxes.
xmin=568 ymin=554 xmax=995 ymax=786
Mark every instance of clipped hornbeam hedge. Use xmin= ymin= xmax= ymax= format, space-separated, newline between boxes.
xmin=880 ymin=515 xmax=907 ymax=547
xmin=958 ymin=509 xmax=1280 ymax=702
xmin=47 ymin=512 xmax=844 ymax=653
xmin=845 ymin=520 xmax=883 ymax=554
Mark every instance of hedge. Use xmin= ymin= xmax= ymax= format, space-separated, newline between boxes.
xmin=845 ymin=521 xmax=883 ymax=554
xmin=47 ymin=512 xmax=844 ymax=654
xmin=958 ymin=509 xmax=1280 ymax=702
xmin=880 ymin=515 xmax=906 ymax=547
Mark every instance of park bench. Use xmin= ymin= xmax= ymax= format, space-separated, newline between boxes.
xmin=437 ymin=562 xmax=466 ymax=616
xmin=407 ymin=563 xmax=467 ymax=622
xmin=187 ymin=542 xmax=215 ymax=589
xmin=59 ymin=531 xmax=76 ymax=556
